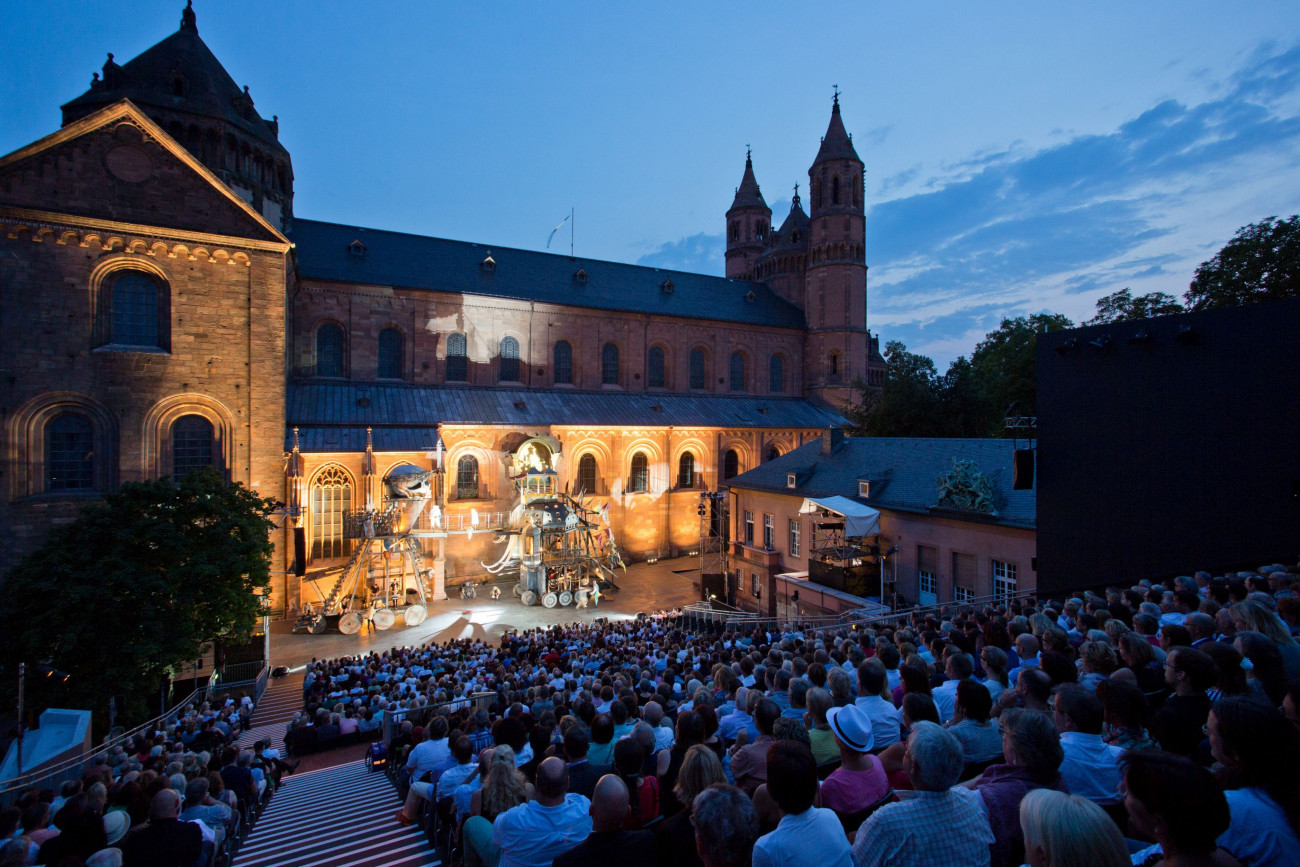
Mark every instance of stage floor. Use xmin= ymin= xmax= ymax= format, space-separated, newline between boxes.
xmin=268 ymin=557 xmax=703 ymax=669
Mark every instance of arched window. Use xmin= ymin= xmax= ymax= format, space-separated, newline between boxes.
xmin=769 ymin=355 xmax=785 ymax=393
xmin=108 ymin=271 xmax=166 ymax=349
xmin=853 ymin=175 xmax=861 ymax=207
xmin=689 ymin=349 xmax=706 ymax=390
xmin=46 ymin=413 xmax=95 ymax=491
xmin=729 ymin=351 xmax=746 ymax=392
xmin=830 ymin=351 xmax=840 ymax=380
xmin=456 ymin=455 xmax=479 ymax=499
xmin=378 ymin=328 xmax=403 ymax=379
xmin=677 ymin=452 xmax=695 ymax=489
xmin=310 ymin=465 xmax=351 ymax=559
xmin=172 ymin=415 xmax=214 ymax=480
xmin=577 ymin=453 xmax=598 ymax=495
xmin=629 ymin=451 xmax=649 ymax=493
xmin=316 ymin=323 xmax=345 ymax=378
xmin=553 ymin=340 xmax=573 ymax=384
xmin=499 ymin=336 xmax=520 ymax=382
xmin=601 ymin=343 xmax=619 ymax=385
xmin=446 ymin=332 xmax=468 ymax=382
xmin=723 ymin=449 xmax=740 ymax=480
xmin=832 ymin=176 xmax=841 ymax=205
xmin=765 ymin=444 xmax=781 ymax=463
xmin=647 ymin=346 xmax=665 ymax=388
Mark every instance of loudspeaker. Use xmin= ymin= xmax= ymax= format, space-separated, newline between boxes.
xmin=293 ymin=527 xmax=307 ymax=576
xmin=1013 ymin=449 xmax=1035 ymax=490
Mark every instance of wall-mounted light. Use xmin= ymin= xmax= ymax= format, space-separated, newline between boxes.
xmin=1054 ymin=338 xmax=1080 ymax=356
xmin=1127 ymin=330 xmax=1151 ymax=345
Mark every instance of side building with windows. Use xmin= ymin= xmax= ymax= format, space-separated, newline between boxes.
xmin=724 ymin=431 xmax=1036 ymax=617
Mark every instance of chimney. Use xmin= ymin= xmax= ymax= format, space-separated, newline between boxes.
xmin=821 ymin=426 xmax=844 ymax=455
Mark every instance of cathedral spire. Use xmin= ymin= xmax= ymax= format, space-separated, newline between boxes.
xmin=813 ymin=88 xmax=860 ymax=165
xmin=730 ymin=146 xmax=767 ymax=210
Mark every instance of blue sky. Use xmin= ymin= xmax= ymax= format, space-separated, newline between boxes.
xmin=4 ymin=2 xmax=1299 ymax=366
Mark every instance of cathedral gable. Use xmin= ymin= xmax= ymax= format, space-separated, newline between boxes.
xmin=0 ymin=101 xmax=284 ymax=245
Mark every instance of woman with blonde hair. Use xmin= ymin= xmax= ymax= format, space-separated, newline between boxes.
xmin=1231 ymin=599 xmax=1300 ymax=681
xmin=470 ymin=745 xmax=532 ymax=821
xmin=1020 ymin=789 xmax=1128 ymax=867
xmin=655 ymin=745 xmax=725 ymax=867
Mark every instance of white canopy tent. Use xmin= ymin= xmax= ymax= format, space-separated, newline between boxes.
xmin=799 ymin=496 xmax=881 ymax=538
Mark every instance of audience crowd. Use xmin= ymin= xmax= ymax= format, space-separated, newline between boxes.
xmin=7 ymin=562 xmax=1300 ymax=867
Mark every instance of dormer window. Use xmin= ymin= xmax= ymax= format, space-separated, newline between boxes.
xmin=786 ymin=473 xmax=797 ymax=489
xmin=481 ymin=252 xmax=496 ymax=272
xmin=574 ymin=269 xmax=588 ymax=284
xmin=660 ymin=279 xmax=675 ymax=295
xmin=348 ymin=239 xmax=366 ymax=257
xmin=858 ymin=480 xmax=870 ymax=498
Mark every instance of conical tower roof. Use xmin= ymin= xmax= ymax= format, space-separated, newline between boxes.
xmin=771 ymin=188 xmax=810 ymax=252
xmin=61 ymin=2 xmax=287 ymax=155
xmin=812 ymin=92 xmax=860 ymax=165
xmin=729 ymin=149 xmax=769 ymax=211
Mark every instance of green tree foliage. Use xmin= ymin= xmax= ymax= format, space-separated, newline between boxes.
xmin=1085 ymin=288 xmax=1184 ymax=325
xmin=849 ymin=340 xmax=946 ymax=436
xmin=1185 ymin=215 xmax=1300 ymax=310
xmin=0 ymin=469 xmax=275 ymax=726
xmin=968 ymin=314 xmax=1073 ymax=433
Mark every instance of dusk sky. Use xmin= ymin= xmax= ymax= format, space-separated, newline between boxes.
xmin=4 ymin=2 xmax=1299 ymax=366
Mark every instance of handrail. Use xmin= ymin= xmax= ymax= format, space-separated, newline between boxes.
xmin=380 ymin=691 xmax=497 ymax=746
xmin=725 ymin=588 xmax=1039 ymax=634
xmin=1 ymin=660 xmax=269 ymax=806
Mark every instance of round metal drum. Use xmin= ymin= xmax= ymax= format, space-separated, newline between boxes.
xmin=558 ymin=591 xmax=573 ymax=607
xmin=403 ymin=604 xmax=427 ymax=626
xmin=512 ymin=583 xmax=524 ymax=597
xmin=373 ymin=608 xmax=396 ymax=630
xmin=542 ymin=592 xmax=558 ymax=609
xmin=521 ymin=590 xmax=538 ymax=606
xmin=338 ymin=612 xmax=363 ymax=635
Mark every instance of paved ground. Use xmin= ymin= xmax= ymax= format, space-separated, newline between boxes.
xmin=268 ymin=557 xmax=702 ymax=669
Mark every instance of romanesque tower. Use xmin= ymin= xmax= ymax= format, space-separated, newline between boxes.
xmin=804 ymin=93 xmax=868 ymax=409
xmin=724 ymin=150 xmax=771 ymax=280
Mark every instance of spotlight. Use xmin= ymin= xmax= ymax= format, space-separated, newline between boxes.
xmin=1087 ymin=335 xmax=1111 ymax=349
xmin=1053 ymin=338 xmax=1079 ymax=356
xmin=1175 ymin=325 xmax=1200 ymax=345
xmin=1127 ymin=330 xmax=1151 ymax=345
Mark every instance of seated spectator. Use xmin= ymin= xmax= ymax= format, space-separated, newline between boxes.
xmin=588 ymin=714 xmax=616 ymax=768
xmin=1207 ymin=696 xmax=1300 ymax=865
xmin=980 ymin=647 xmax=1011 ymax=705
xmin=752 ymin=741 xmax=854 ymax=867
xmin=1123 ymin=751 xmax=1236 ymax=867
xmin=564 ymin=726 xmax=604 ymax=800
xmin=947 ymin=679 xmax=1002 ymax=766
xmin=1119 ymin=632 xmax=1168 ymax=704
xmin=1097 ymin=678 xmax=1157 ymax=752
xmin=1076 ymin=641 xmax=1118 ymax=692
xmin=855 ymin=659 xmax=904 ymax=748
xmin=970 ymin=707 xmax=1068 ymax=867
xmin=657 ymin=710 xmax=704 ymax=817
xmin=655 ymin=745 xmax=724 ymax=867
xmin=1052 ymin=684 xmax=1124 ymax=809
xmin=119 ymin=789 xmax=202 ymax=867
xmin=691 ymin=784 xmax=759 ymax=867
xmin=642 ymin=702 xmax=674 ymax=752
xmin=804 ymin=687 xmax=840 ymax=766
xmin=554 ymin=775 xmax=655 ymax=867
xmin=1234 ymin=631 xmax=1289 ymax=704
xmin=1153 ymin=646 xmax=1216 ymax=758
xmin=490 ymin=757 xmax=593 ymax=867
xmin=1020 ymin=789 xmax=1128 ymax=867
xmin=820 ymin=704 xmax=889 ymax=826
xmin=1231 ymin=599 xmax=1300 ymax=682
xmin=218 ymin=749 xmax=256 ymax=808
xmin=729 ymin=698 xmax=779 ymax=794
xmin=397 ymin=717 xmax=452 ymax=824
xmin=613 ymin=738 xmax=658 ymax=829
xmin=852 ymin=722 xmax=993 ymax=867
xmin=179 ymin=777 xmax=233 ymax=845
xmin=933 ymin=653 xmax=978 ymax=723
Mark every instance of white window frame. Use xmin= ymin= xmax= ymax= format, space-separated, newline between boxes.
xmin=993 ymin=559 xmax=1018 ymax=602
xmin=743 ymin=510 xmax=754 ymax=546
xmin=918 ymin=569 xmax=937 ymax=597
xmin=786 ymin=472 xmax=797 ymax=489
xmin=858 ymin=479 xmax=870 ymax=498
xmin=762 ymin=514 xmax=774 ymax=549
xmin=788 ymin=518 xmax=801 ymax=557
xmin=751 ymin=572 xmax=761 ymax=597
xmin=954 ymin=585 xmax=974 ymax=603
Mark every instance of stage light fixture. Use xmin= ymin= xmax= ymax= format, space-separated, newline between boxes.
xmin=1127 ymin=330 xmax=1151 ymax=345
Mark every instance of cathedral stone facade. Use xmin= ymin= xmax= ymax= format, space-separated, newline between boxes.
xmin=0 ymin=6 xmax=883 ymax=612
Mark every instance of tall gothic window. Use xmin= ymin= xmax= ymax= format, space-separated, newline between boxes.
xmin=316 ymin=323 xmax=345 ymax=378
xmin=723 ymin=449 xmax=739 ymax=480
xmin=677 ymin=451 xmax=695 ymax=489
xmin=769 ymin=354 xmax=785 ymax=393
xmin=601 ymin=343 xmax=619 ymax=385
xmin=689 ymin=349 xmax=706 ymax=390
xmin=629 ymin=451 xmax=649 ymax=493
xmin=832 ymin=175 xmax=841 ymax=205
xmin=729 ymin=351 xmax=746 ymax=392
xmin=110 ymin=272 xmax=164 ymax=348
xmin=47 ymin=412 xmax=95 ymax=491
xmin=310 ymin=465 xmax=351 ymax=559
xmin=378 ymin=327 xmax=403 ymax=379
xmin=553 ymin=340 xmax=573 ymax=384
xmin=457 ymin=455 xmax=480 ymax=499
xmin=446 ymin=332 xmax=468 ymax=382
xmin=578 ymin=453 xmax=597 ymax=495
xmin=172 ymin=415 xmax=214 ymax=480
xmin=499 ymin=336 xmax=520 ymax=382
xmin=647 ymin=346 xmax=665 ymax=388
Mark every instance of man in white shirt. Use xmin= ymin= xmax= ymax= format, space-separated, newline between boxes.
xmin=491 ymin=757 xmax=593 ymax=867
xmin=1053 ymin=684 xmax=1124 ymax=807
xmin=853 ymin=659 xmax=904 ymax=748
xmin=931 ymin=653 xmax=977 ymax=724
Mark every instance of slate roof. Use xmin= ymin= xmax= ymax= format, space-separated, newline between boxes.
xmin=61 ymin=6 xmax=286 ymax=155
xmin=813 ymin=98 xmax=862 ymax=165
xmin=726 ymin=436 xmax=1036 ymax=529
xmin=285 ymin=382 xmax=845 ymax=452
xmin=289 ymin=219 xmax=806 ymax=329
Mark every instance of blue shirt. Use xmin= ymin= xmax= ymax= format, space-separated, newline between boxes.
xmin=753 ymin=807 xmax=854 ymax=867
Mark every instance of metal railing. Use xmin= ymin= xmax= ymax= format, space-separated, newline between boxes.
xmin=682 ymin=601 xmax=756 ymax=628
xmin=380 ymin=691 xmax=497 ymax=745
xmin=725 ymin=588 xmax=1040 ymax=634
xmin=1 ymin=660 xmax=269 ymax=807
